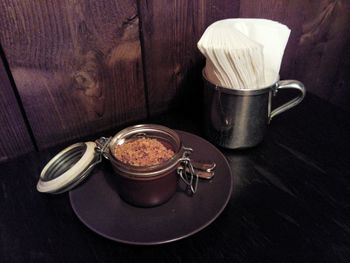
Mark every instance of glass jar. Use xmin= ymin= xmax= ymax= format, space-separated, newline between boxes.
xmin=105 ymin=124 xmax=189 ymax=207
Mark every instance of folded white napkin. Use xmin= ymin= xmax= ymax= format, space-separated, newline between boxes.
xmin=198 ymin=19 xmax=291 ymax=89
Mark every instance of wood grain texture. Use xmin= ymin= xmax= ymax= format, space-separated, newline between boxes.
xmin=0 ymin=57 xmax=34 ymax=162
xmin=296 ymin=0 xmax=350 ymax=111
xmin=138 ymin=0 xmax=239 ymax=116
xmin=140 ymin=0 xmax=350 ymax=114
xmin=1 ymin=0 xmax=350 ymax=157
xmin=239 ymin=0 xmax=350 ymax=112
xmin=0 ymin=0 xmax=146 ymax=149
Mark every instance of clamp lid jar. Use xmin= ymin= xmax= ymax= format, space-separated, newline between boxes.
xmin=36 ymin=124 xmax=209 ymax=207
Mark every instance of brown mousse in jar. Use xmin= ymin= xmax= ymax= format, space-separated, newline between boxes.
xmin=112 ymin=138 xmax=175 ymax=166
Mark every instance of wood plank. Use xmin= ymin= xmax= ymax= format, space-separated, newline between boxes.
xmin=239 ymin=0 xmax=350 ymax=111
xmin=297 ymin=0 xmax=350 ymax=112
xmin=0 ymin=0 xmax=146 ymax=149
xmin=0 ymin=57 xmax=34 ymax=162
xmin=138 ymin=0 xmax=239 ymax=116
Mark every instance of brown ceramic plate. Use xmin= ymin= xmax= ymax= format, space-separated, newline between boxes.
xmin=69 ymin=130 xmax=233 ymax=245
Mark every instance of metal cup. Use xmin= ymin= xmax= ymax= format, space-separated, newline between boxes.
xmin=203 ymin=72 xmax=306 ymax=149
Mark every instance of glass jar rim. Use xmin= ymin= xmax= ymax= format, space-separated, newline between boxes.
xmin=108 ymin=124 xmax=184 ymax=177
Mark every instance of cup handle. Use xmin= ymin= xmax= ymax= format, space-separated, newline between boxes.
xmin=269 ymin=80 xmax=306 ymax=122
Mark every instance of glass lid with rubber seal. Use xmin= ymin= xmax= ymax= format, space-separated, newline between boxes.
xmin=36 ymin=137 xmax=111 ymax=194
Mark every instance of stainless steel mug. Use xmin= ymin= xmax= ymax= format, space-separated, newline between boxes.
xmin=203 ymin=73 xmax=306 ymax=149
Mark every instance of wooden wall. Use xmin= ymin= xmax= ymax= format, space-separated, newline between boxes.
xmin=0 ymin=55 xmax=34 ymax=162
xmin=138 ymin=0 xmax=239 ymax=115
xmin=1 ymin=0 xmax=350 ymax=161
xmin=239 ymin=0 xmax=350 ymax=112
xmin=0 ymin=0 xmax=146 ymax=151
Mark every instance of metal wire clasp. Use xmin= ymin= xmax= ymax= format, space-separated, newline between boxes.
xmin=177 ymin=147 xmax=199 ymax=195
xmin=95 ymin=137 xmax=112 ymax=160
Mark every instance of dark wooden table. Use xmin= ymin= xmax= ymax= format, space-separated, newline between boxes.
xmin=1 ymin=94 xmax=350 ymax=263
